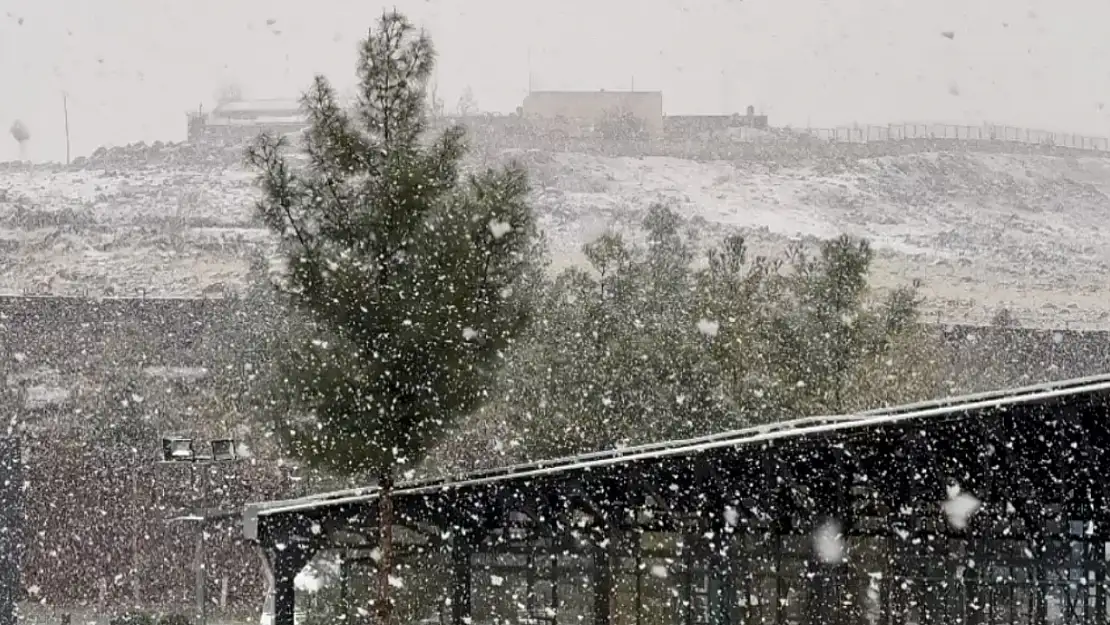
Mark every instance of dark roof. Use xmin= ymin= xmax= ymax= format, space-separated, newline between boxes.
xmin=242 ymin=373 xmax=1110 ymax=539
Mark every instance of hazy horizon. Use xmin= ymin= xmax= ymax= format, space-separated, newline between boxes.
xmin=2 ymin=0 xmax=1107 ymax=162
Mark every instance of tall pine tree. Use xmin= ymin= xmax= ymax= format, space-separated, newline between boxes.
xmin=246 ymin=12 xmax=536 ymax=624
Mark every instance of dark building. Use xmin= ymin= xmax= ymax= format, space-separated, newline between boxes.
xmin=246 ymin=375 xmax=1110 ymax=625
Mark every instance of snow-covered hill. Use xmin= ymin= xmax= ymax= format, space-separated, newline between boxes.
xmin=525 ymin=150 xmax=1110 ymax=329
xmin=2 ymin=143 xmax=1108 ymax=328
xmin=0 ymin=146 xmax=264 ymax=298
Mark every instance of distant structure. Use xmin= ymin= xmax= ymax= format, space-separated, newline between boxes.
xmin=521 ymin=90 xmax=665 ymax=139
xmin=8 ymin=120 xmax=30 ymax=160
xmin=663 ymin=104 xmax=769 ymax=140
xmin=187 ymin=99 xmax=308 ymax=143
xmin=742 ymin=104 xmax=769 ymax=129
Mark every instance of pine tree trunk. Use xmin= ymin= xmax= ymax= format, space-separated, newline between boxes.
xmin=376 ymin=473 xmax=395 ymax=625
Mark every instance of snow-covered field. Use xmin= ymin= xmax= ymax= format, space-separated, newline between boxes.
xmin=523 ymin=150 xmax=1110 ymax=329
xmin=0 ymin=156 xmax=265 ymax=297
xmin=2 ymin=144 xmax=1108 ymax=328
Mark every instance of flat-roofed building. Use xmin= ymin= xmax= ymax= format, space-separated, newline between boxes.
xmin=521 ymin=90 xmax=664 ymax=138
xmin=188 ymin=98 xmax=309 ymax=142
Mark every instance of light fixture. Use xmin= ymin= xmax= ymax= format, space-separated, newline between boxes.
xmin=211 ymin=438 xmax=236 ymax=462
xmin=162 ymin=436 xmax=195 ymax=462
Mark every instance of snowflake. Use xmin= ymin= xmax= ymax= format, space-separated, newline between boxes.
xmin=814 ymin=520 xmax=845 ymax=564
xmin=696 ymin=318 xmax=720 ymax=337
xmin=942 ymin=484 xmax=981 ymax=530
xmin=488 ymin=219 xmax=512 ymax=239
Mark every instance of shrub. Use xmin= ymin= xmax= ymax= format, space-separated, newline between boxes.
xmin=159 ymin=614 xmax=192 ymax=625
xmin=110 ymin=612 xmax=156 ymax=625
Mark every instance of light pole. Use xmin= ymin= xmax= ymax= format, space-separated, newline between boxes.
xmin=160 ymin=436 xmax=241 ymax=625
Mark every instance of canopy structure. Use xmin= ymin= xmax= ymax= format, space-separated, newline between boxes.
xmin=243 ymin=375 xmax=1110 ymax=625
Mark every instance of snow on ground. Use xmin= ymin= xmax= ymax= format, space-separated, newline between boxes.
xmin=1 ymin=145 xmax=1108 ymax=328
xmin=527 ymin=150 xmax=1110 ymax=329
xmin=0 ymin=157 xmax=267 ymax=296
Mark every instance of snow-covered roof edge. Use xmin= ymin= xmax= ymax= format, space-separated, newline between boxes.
xmin=243 ymin=373 xmax=1110 ymax=537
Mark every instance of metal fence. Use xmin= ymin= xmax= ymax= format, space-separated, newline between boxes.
xmin=801 ymin=123 xmax=1110 ymax=153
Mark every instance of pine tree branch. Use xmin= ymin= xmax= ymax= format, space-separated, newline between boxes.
xmin=245 ymin=134 xmax=313 ymax=251
xmin=300 ymin=76 xmax=374 ymax=241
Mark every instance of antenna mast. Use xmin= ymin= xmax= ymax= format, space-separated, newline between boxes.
xmin=527 ymin=46 xmax=534 ymax=94
xmin=63 ymin=92 xmax=71 ymax=165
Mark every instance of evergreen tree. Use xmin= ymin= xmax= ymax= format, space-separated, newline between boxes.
xmin=245 ymin=12 xmax=537 ymax=624
xmin=692 ymin=233 xmax=782 ymax=420
xmin=486 ymin=205 xmax=735 ymax=458
xmin=763 ymin=236 xmax=940 ymax=414
xmin=451 ymin=220 xmax=943 ymax=464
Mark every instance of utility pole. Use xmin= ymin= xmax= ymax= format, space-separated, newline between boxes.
xmin=62 ymin=92 xmax=71 ymax=165
xmin=527 ymin=46 xmax=534 ymax=94
xmin=720 ymin=47 xmax=731 ymax=114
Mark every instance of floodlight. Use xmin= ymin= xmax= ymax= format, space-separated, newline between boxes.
xmin=162 ymin=437 xmax=195 ymax=462
xmin=211 ymin=438 xmax=236 ymax=462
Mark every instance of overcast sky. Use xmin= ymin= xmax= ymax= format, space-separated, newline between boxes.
xmin=1 ymin=0 xmax=1107 ymax=162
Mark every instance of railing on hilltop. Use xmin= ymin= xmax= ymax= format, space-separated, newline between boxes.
xmin=800 ymin=122 xmax=1110 ymax=152
xmin=467 ymin=118 xmax=1110 ymax=161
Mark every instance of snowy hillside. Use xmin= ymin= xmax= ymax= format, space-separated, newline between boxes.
xmin=0 ymin=145 xmax=265 ymax=298
xmin=1 ymin=144 xmax=1108 ymax=328
xmin=523 ymin=150 xmax=1110 ymax=330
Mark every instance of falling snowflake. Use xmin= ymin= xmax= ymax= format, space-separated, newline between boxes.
xmin=388 ymin=574 xmax=404 ymax=589
xmin=814 ymin=520 xmax=845 ymax=564
xmin=462 ymin=327 xmax=478 ymax=341
xmin=490 ymin=574 xmax=504 ymax=587
xmin=650 ymin=564 xmax=669 ymax=579
xmin=723 ymin=506 xmax=739 ymax=527
xmin=942 ymin=484 xmax=981 ymax=530
xmin=294 ymin=569 xmax=324 ymax=593
xmin=488 ymin=219 xmax=512 ymax=239
xmin=696 ymin=318 xmax=720 ymax=337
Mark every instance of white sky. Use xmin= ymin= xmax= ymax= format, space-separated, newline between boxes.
xmin=1 ymin=0 xmax=1108 ymax=162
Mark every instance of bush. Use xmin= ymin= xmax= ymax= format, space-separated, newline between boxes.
xmin=159 ymin=614 xmax=192 ymax=625
xmin=597 ymin=107 xmax=649 ymax=141
xmin=110 ymin=612 xmax=156 ymax=625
